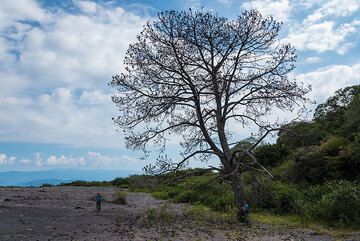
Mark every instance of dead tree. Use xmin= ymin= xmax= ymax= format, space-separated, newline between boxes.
xmin=110 ymin=9 xmax=310 ymax=222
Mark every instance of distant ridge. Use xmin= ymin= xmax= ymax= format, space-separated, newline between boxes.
xmin=0 ymin=169 xmax=140 ymax=187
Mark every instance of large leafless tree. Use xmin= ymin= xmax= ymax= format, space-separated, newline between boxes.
xmin=110 ymin=9 xmax=309 ymax=222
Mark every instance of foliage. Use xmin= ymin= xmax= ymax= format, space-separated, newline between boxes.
xmin=292 ymin=136 xmax=359 ymax=185
xmin=302 ymin=181 xmax=360 ymax=226
xmin=277 ymin=121 xmax=326 ymax=149
xmin=254 ymin=143 xmax=288 ymax=167
xmin=111 ymin=177 xmax=129 ymax=188
xmin=314 ymin=85 xmax=360 ymax=136
xmin=59 ymin=180 xmax=111 ymax=187
xmin=243 ymin=176 xmax=300 ymax=214
xmin=110 ymin=191 xmax=127 ymax=205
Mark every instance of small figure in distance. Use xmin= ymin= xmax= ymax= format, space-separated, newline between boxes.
xmin=242 ymin=201 xmax=250 ymax=225
xmin=95 ymin=193 xmax=104 ymax=212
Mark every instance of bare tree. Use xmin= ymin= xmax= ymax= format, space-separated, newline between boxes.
xmin=110 ymin=9 xmax=310 ymax=222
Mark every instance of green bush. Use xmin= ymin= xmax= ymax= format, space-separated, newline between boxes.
xmin=254 ymin=143 xmax=288 ymax=167
xmin=111 ymin=191 xmax=127 ymax=205
xmin=174 ymin=190 xmax=196 ymax=203
xmin=152 ymin=190 xmax=170 ymax=200
xmin=302 ymin=181 xmax=360 ymax=226
xmin=111 ymin=177 xmax=129 ymax=187
xmin=244 ymin=177 xmax=300 ymax=214
xmin=272 ymin=182 xmax=301 ymax=214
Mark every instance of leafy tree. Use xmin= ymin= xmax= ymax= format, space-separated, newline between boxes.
xmin=314 ymin=85 xmax=360 ymax=136
xmin=277 ymin=121 xmax=326 ymax=149
xmin=292 ymin=136 xmax=360 ymax=185
xmin=254 ymin=143 xmax=288 ymax=167
xmin=110 ymin=9 xmax=309 ymax=222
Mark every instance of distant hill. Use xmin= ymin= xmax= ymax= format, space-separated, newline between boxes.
xmin=0 ymin=169 xmax=140 ymax=187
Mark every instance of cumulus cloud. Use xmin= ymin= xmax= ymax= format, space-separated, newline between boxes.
xmin=0 ymin=153 xmax=16 ymax=165
xmin=19 ymin=159 xmax=32 ymax=164
xmin=337 ymin=42 xmax=356 ymax=55
xmin=285 ymin=20 xmax=360 ymax=53
xmin=0 ymin=88 xmax=123 ymax=148
xmin=305 ymin=0 xmax=359 ymax=23
xmin=242 ymin=0 xmax=292 ymax=22
xmin=76 ymin=0 xmax=98 ymax=13
xmin=306 ymin=56 xmax=321 ymax=63
xmin=283 ymin=0 xmax=360 ymax=54
xmin=297 ymin=63 xmax=360 ymax=104
xmin=4 ymin=151 xmax=142 ymax=168
xmin=0 ymin=1 xmax=147 ymax=149
xmin=34 ymin=152 xmax=44 ymax=167
xmin=46 ymin=155 xmax=86 ymax=167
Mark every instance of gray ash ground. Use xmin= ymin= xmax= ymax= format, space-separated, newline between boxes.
xmin=0 ymin=187 xmax=358 ymax=241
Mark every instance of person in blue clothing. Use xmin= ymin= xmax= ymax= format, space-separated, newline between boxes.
xmin=95 ymin=193 xmax=104 ymax=212
xmin=242 ymin=201 xmax=250 ymax=224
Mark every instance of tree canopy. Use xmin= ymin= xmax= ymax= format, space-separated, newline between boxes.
xmin=110 ymin=9 xmax=309 ymax=222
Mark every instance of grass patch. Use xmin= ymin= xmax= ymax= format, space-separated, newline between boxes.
xmin=110 ymin=191 xmax=127 ymax=205
xmin=250 ymin=212 xmax=302 ymax=227
xmin=184 ymin=204 xmax=236 ymax=223
xmin=251 ymin=211 xmax=360 ymax=239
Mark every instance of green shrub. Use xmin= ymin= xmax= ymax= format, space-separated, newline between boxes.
xmin=302 ymin=181 xmax=360 ymax=226
xmin=254 ymin=143 xmax=288 ymax=167
xmin=244 ymin=177 xmax=300 ymax=214
xmin=152 ymin=190 xmax=170 ymax=200
xmin=174 ymin=190 xmax=195 ymax=203
xmin=111 ymin=177 xmax=129 ymax=187
xmin=272 ymin=182 xmax=301 ymax=214
xmin=111 ymin=191 xmax=127 ymax=205
xmin=145 ymin=207 xmax=157 ymax=222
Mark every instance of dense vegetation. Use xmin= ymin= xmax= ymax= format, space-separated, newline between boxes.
xmin=63 ymin=85 xmax=360 ymax=228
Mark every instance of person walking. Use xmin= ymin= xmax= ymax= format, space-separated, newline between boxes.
xmin=242 ymin=201 xmax=250 ymax=225
xmin=95 ymin=193 xmax=104 ymax=212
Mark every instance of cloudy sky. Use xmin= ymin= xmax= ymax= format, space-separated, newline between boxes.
xmin=0 ymin=0 xmax=359 ymax=172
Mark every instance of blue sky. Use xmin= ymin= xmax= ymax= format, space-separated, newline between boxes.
xmin=0 ymin=0 xmax=359 ymax=172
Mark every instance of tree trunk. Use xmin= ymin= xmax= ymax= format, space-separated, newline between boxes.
xmin=230 ymin=171 xmax=246 ymax=223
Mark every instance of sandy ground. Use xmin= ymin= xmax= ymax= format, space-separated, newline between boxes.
xmin=0 ymin=186 xmax=359 ymax=241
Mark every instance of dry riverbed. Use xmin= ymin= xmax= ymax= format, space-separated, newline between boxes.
xmin=0 ymin=186 xmax=358 ymax=241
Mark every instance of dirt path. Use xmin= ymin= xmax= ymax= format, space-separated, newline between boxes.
xmin=0 ymin=187 xmax=358 ymax=241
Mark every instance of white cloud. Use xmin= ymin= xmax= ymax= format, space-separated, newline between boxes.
xmin=0 ymin=1 xmax=147 ymax=149
xmin=306 ymin=56 xmax=321 ymax=63
xmin=297 ymin=63 xmax=360 ymax=104
xmin=285 ymin=20 xmax=360 ymax=52
xmin=0 ymin=88 xmax=123 ymax=148
xmin=85 ymin=151 xmax=142 ymax=167
xmin=0 ymin=0 xmax=50 ymax=29
xmin=305 ymin=0 xmax=359 ymax=23
xmin=122 ymin=155 xmax=138 ymax=164
xmin=33 ymin=152 xmax=44 ymax=166
xmin=76 ymin=0 xmax=98 ymax=13
xmin=217 ymin=0 xmax=232 ymax=5
xmin=0 ymin=153 xmax=16 ymax=165
xmin=299 ymin=0 xmax=324 ymax=9
xmin=242 ymin=0 xmax=292 ymax=22
xmin=19 ymin=159 xmax=32 ymax=164
xmin=337 ymin=42 xmax=356 ymax=55
xmin=3 ymin=151 xmax=142 ymax=168
xmin=46 ymin=155 xmax=85 ymax=166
